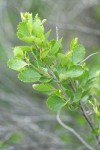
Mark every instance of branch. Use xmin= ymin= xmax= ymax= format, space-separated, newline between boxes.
xmin=80 ymin=102 xmax=100 ymax=149
xmin=80 ymin=102 xmax=95 ymax=130
xmin=56 ymin=109 xmax=96 ymax=150
xmin=80 ymin=52 xmax=100 ymax=64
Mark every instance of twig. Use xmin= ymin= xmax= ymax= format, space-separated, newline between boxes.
xmin=47 ymin=67 xmax=69 ymax=100
xmin=80 ymin=103 xmax=95 ymax=133
xmin=80 ymin=52 xmax=100 ymax=64
xmin=55 ymin=26 xmax=68 ymax=99
xmin=80 ymin=102 xmax=100 ymax=148
xmin=57 ymin=109 xmax=96 ymax=150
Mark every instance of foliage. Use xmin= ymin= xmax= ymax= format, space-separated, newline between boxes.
xmin=7 ymin=12 xmax=100 ymax=147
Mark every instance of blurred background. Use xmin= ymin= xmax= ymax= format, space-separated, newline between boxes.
xmin=0 ymin=0 xmax=100 ymax=150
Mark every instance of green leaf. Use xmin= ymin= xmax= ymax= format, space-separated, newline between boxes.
xmin=51 ymin=89 xmax=63 ymax=98
xmin=19 ymin=36 xmax=35 ymax=43
xmin=66 ymin=66 xmax=84 ymax=78
xmin=32 ymin=83 xmax=55 ymax=92
xmin=17 ymin=22 xmax=34 ymax=43
xmin=17 ymin=46 xmax=31 ymax=52
xmin=38 ymin=67 xmax=49 ymax=76
xmin=65 ymin=89 xmax=74 ymax=99
xmin=45 ymin=30 xmax=51 ymax=40
xmin=79 ymin=70 xmax=89 ymax=86
xmin=91 ymin=71 xmax=100 ymax=96
xmin=7 ymin=58 xmax=27 ymax=71
xmin=18 ymin=67 xmax=41 ymax=82
xmin=84 ymin=77 xmax=96 ymax=91
xmin=65 ymin=51 xmax=73 ymax=68
xmin=59 ymin=66 xmax=84 ymax=81
xmin=17 ymin=22 xmax=29 ymax=37
xmin=21 ymin=12 xmax=33 ymax=34
xmin=59 ymin=72 xmax=68 ymax=81
xmin=44 ymin=55 xmax=56 ymax=65
xmin=50 ymin=39 xmax=62 ymax=55
xmin=39 ymin=76 xmax=52 ymax=83
xmin=40 ymin=50 xmax=49 ymax=59
xmin=21 ymin=12 xmax=32 ymax=22
xmin=47 ymin=95 xmax=66 ymax=111
xmin=57 ymin=53 xmax=66 ymax=66
xmin=32 ymin=14 xmax=44 ymax=38
xmin=81 ymin=94 xmax=90 ymax=104
xmin=70 ymin=38 xmax=78 ymax=50
xmin=69 ymin=103 xmax=79 ymax=111
xmin=58 ymin=51 xmax=72 ymax=67
xmin=73 ymin=89 xmax=82 ymax=102
xmin=72 ymin=44 xmax=85 ymax=64
xmin=14 ymin=47 xmax=24 ymax=58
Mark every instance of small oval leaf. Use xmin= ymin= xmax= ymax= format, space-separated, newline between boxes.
xmin=18 ymin=67 xmax=41 ymax=82
xmin=47 ymin=95 xmax=66 ymax=111
xmin=7 ymin=58 xmax=27 ymax=71
xmin=59 ymin=66 xmax=84 ymax=81
xmin=32 ymin=83 xmax=55 ymax=92
xmin=72 ymin=44 xmax=85 ymax=64
xmin=73 ymin=89 xmax=82 ymax=102
xmin=66 ymin=66 xmax=84 ymax=78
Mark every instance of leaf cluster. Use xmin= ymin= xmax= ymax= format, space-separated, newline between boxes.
xmin=7 ymin=12 xmax=100 ymax=132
